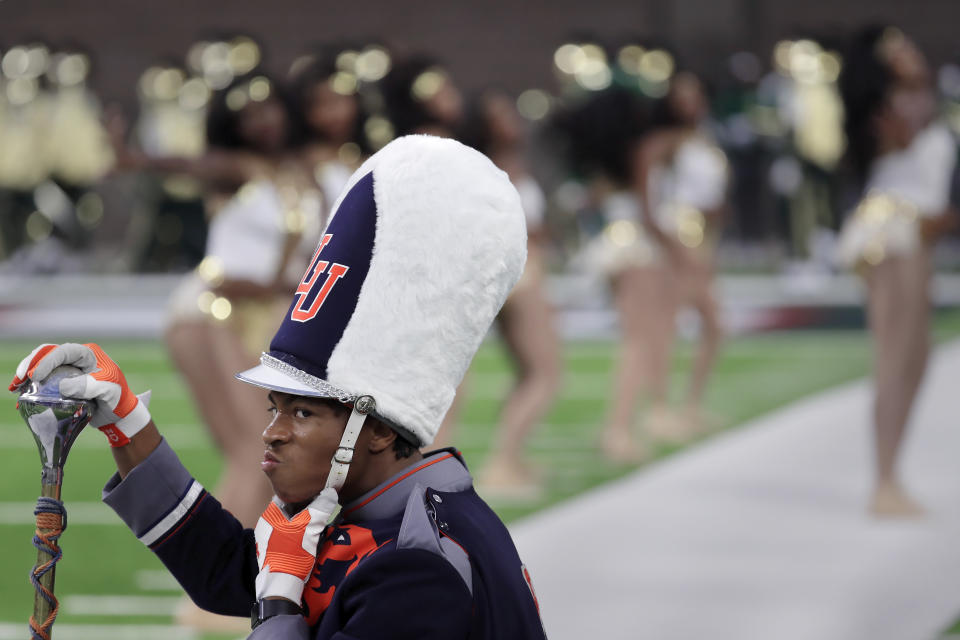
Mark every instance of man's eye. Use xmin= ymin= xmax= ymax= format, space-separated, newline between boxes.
xmin=267 ymin=406 xmax=278 ymax=416
xmin=294 ymin=408 xmax=312 ymax=419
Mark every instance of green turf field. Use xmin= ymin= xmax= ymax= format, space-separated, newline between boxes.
xmin=2 ymin=313 xmax=960 ymax=638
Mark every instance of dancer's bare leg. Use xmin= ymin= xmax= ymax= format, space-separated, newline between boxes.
xmin=646 ymin=264 xmax=677 ymax=406
xmin=433 ymin=379 xmax=467 ymax=450
xmin=865 ymin=251 xmax=929 ymax=516
xmin=482 ymin=286 xmax=561 ymax=486
xmin=602 ymin=266 xmax=660 ymax=461
xmin=900 ymin=250 xmax=931 ymax=421
xmin=165 ymin=320 xmax=273 ymax=527
xmin=641 ymin=264 xmax=684 ymax=441
xmin=683 ymin=256 xmax=723 ymax=428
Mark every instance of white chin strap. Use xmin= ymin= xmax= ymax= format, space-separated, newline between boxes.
xmin=324 ymin=395 xmax=376 ymax=493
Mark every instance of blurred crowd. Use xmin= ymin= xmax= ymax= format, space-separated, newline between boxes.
xmin=1 ymin=31 xmax=959 ymax=276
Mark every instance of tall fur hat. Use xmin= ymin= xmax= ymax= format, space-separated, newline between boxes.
xmin=238 ymin=135 xmax=527 ymax=447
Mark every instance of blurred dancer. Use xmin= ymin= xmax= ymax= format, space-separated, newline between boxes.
xmin=111 ymin=72 xmax=322 ymax=528
xmin=635 ymin=71 xmax=728 ymax=440
xmin=569 ymin=87 xmax=664 ymax=462
xmin=290 ymin=51 xmax=369 ymax=212
xmin=837 ymin=27 xmax=958 ymax=515
xmin=458 ymin=90 xmax=561 ymax=494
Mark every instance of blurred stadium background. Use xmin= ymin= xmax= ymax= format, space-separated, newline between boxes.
xmin=2 ymin=0 xmax=960 ymax=638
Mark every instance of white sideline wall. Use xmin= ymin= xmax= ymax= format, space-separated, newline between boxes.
xmin=3 ymin=273 xmax=960 ymax=339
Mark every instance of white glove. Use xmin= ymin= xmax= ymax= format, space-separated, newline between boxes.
xmin=9 ymin=343 xmax=151 ymax=447
xmin=253 ymin=488 xmax=339 ymax=603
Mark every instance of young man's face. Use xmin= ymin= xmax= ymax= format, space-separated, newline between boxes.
xmin=262 ymin=392 xmax=350 ymax=508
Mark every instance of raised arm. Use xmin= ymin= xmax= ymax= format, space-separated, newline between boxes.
xmin=107 ymin=111 xmax=267 ymax=186
xmin=9 ymin=342 xmax=260 ymax=616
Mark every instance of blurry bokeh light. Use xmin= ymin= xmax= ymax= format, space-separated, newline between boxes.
xmin=331 ymin=71 xmax=358 ymax=95
xmin=178 ymin=77 xmax=211 ymax=110
xmin=76 ymin=193 xmax=105 ymax=230
xmin=553 ymin=43 xmax=586 ymax=75
xmin=336 ymin=50 xmax=359 ymax=73
xmin=228 ymin=37 xmax=260 ymax=75
xmin=210 ymin=296 xmax=233 ymax=320
xmin=48 ymin=53 xmax=91 ymax=86
xmin=355 ymin=46 xmax=391 ymax=82
xmin=154 ymin=68 xmax=186 ymax=101
xmin=25 ymin=211 xmax=53 ymax=242
xmin=517 ymin=89 xmax=551 ymax=120
xmin=248 ymin=76 xmax=271 ymax=101
xmin=364 ymin=115 xmax=395 ymax=149
xmin=774 ymin=39 xmax=842 ymax=84
xmin=2 ymin=47 xmax=30 ymax=78
xmin=617 ymin=45 xmax=646 ymax=76
xmin=638 ymin=49 xmax=674 ymax=84
xmin=200 ymin=41 xmax=234 ymax=90
xmin=411 ymin=69 xmax=445 ymax=101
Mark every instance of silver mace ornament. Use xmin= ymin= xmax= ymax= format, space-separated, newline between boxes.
xmin=16 ymin=365 xmax=93 ymax=640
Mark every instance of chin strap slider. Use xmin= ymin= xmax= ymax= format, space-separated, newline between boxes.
xmin=324 ymin=395 xmax=375 ymax=492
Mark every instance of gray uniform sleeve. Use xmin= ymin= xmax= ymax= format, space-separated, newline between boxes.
xmin=248 ymin=614 xmax=310 ymax=640
xmin=101 ymin=437 xmax=205 ymax=547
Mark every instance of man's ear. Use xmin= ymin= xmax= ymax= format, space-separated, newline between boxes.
xmin=366 ymin=419 xmax=397 ymax=455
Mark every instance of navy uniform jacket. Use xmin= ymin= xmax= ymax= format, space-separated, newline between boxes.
xmin=102 ymin=440 xmax=547 ymax=639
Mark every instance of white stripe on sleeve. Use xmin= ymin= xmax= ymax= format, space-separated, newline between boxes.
xmin=138 ymin=480 xmax=204 ymax=547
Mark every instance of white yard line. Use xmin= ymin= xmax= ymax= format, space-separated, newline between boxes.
xmin=62 ymin=595 xmax=182 ymax=617
xmin=134 ymin=570 xmax=183 ymax=592
xmin=0 ymin=424 xmax=213 ymax=450
xmin=0 ymin=501 xmax=117 ymax=525
xmin=511 ymin=340 xmax=960 ymax=640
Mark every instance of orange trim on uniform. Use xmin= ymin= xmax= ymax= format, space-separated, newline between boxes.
xmin=342 ymin=453 xmax=456 ymax=515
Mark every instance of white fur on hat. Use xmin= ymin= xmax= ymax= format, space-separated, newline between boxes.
xmin=334 ymin=136 xmax=526 ymax=445
xmin=241 ymin=135 xmax=527 ymax=446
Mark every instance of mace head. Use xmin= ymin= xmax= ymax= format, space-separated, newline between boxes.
xmin=17 ymin=365 xmax=93 ymax=486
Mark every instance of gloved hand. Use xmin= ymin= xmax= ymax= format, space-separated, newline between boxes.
xmin=9 ymin=343 xmax=151 ymax=447
xmin=254 ymin=489 xmax=339 ymax=604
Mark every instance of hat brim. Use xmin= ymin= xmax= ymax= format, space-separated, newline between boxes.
xmin=235 ymin=364 xmax=338 ymax=399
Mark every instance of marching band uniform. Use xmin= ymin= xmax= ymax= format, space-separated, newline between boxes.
xmin=102 ymin=442 xmax=545 ymax=639
xmin=101 ymin=135 xmax=546 ymax=639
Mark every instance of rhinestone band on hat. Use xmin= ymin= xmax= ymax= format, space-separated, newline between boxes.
xmin=260 ymin=353 xmax=355 ymax=403
xmin=258 ymin=354 xmax=419 ymax=445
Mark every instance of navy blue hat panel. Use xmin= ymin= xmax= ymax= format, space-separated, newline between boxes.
xmin=269 ymin=171 xmax=377 ymax=379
